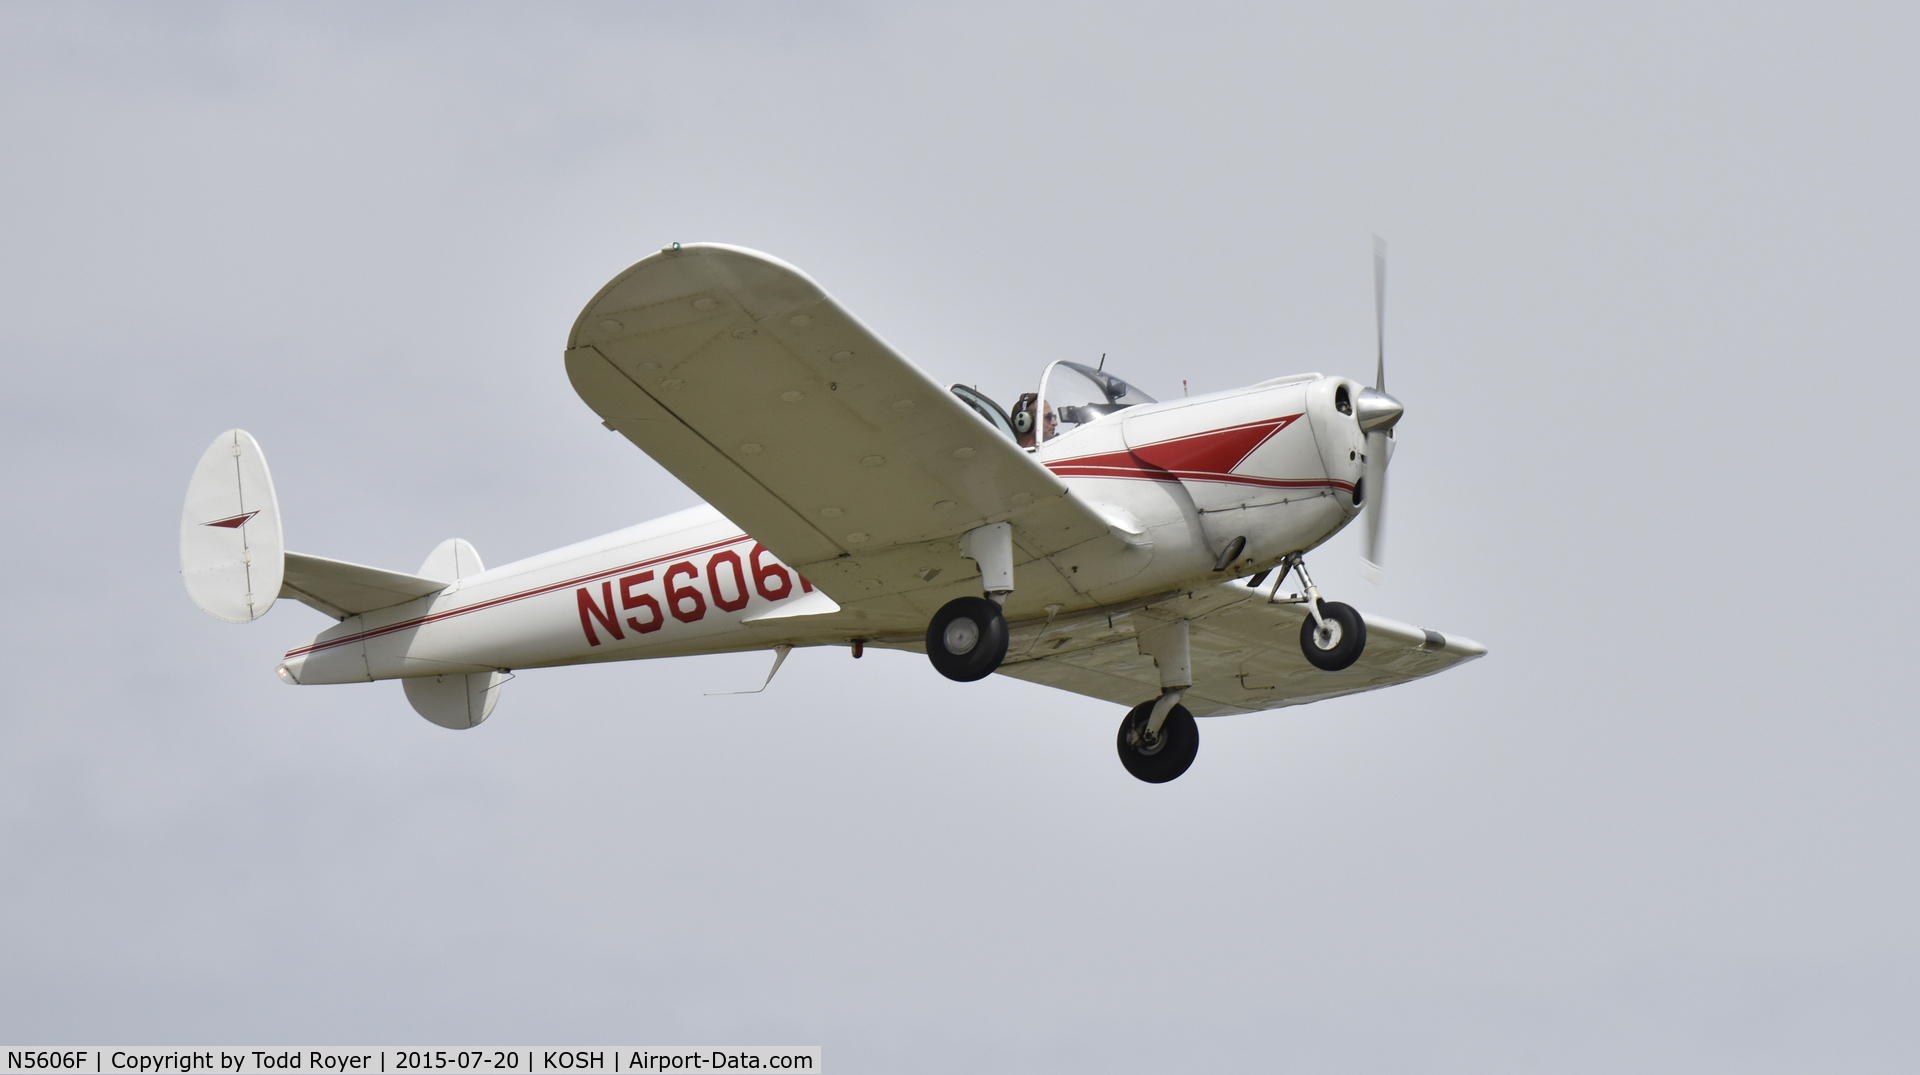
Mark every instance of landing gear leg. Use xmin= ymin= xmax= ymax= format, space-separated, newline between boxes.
xmin=1274 ymin=554 xmax=1367 ymax=671
xmin=1117 ymin=618 xmax=1200 ymax=782
xmin=926 ymin=523 xmax=1014 ymax=682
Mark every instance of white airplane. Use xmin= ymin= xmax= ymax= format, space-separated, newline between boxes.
xmin=180 ymin=241 xmax=1483 ymax=783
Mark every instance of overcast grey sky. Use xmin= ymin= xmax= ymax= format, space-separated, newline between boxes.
xmin=2 ymin=2 xmax=1916 ymax=1071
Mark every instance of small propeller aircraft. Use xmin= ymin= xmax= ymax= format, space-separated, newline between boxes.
xmin=180 ymin=241 xmax=1483 ymax=782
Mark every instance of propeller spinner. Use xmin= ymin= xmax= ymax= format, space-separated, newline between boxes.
xmin=1359 ymin=235 xmax=1403 ymax=582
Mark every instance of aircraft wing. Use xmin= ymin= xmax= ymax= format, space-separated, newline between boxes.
xmin=990 ymin=581 xmax=1486 ymax=716
xmin=566 ymin=243 xmax=1119 ymax=607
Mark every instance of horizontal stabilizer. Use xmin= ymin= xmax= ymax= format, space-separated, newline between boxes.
xmin=280 ymin=552 xmax=449 ymax=619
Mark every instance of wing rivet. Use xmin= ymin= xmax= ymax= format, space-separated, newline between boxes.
xmin=781 ymin=390 xmax=805 ymax=402
xmin=848 ymin=533 xmax=871 ymax=544
xmin=892 ymin=399 xmax=914 ymax=412
xmin=740 ymin=443 xmax=764 ymax=455
xmin=732 ymin=327 xmax=757 ymax=339
xmin=661 ymin=378 xmax=685 ymax=389
xmin=953 ymin=446 xmax=976 ymax=459
xmin=860 ymin=454 xmax=886 ymax=467
xmin=831 ymin=350 xmax=853 ymax=362
xmin=934 ymin=500 xmax=957 ymax=512
xmin=599 ymin=319 xmax=623 ymax=332
xmin=820 ymin=507 xmax=845 ymax=518
xmin=1010 ymin=492 xmax=1035 ymax=505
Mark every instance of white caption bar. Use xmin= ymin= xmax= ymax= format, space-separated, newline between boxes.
xmin=1 ymin=1051 xmax=819 ymax=1075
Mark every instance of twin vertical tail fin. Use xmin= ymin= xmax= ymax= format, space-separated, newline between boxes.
xmin=180 ymin=430 xmax=502 ymax=729
xmin=180 ymin=430 xmax=285 ymax=623
xmin=402 ymin=537 xmax=505 ymax=731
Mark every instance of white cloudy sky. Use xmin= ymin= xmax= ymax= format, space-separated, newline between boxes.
xmin=2 ymin=2 xmax=1915 ymax=1071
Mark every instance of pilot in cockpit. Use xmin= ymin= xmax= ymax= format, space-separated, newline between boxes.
xmin=1011 ymin=392 xmax=1056 ymax=449
xmin=949 ymin=364 xmax=1147 ymax=452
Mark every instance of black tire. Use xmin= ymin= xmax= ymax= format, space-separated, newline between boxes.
xmin=925 ymin=596 xmax=1010 ymax=682
xmin=1115 ymin=700 xmax=1199 ymax=783
xmin=1299 ymin=599 xmax=1366 ymax=671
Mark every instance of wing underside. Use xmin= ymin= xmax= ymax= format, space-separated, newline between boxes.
xmin=566 ymin=243 xmax=1126 ymax=624
xmin=981 ymin=581 xmax=1484 ymax=716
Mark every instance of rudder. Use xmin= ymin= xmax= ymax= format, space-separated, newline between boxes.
xmin=404 ymin=537 xmax=504 ymax=729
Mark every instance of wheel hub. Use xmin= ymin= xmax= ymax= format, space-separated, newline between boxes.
xmin=1312 ymin=619 xmax=1344 ymax=651
xmin=1128 ymin=719 xmax=1166 ymax=755
xmin=942 ymin=616 xmax=980 ymax=655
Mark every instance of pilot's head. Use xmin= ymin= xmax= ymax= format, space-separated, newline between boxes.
xmin=1013 ymin=394 xmax=1057 ymax=448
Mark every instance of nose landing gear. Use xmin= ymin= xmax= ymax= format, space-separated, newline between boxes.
xmin=1300 ymin=602 xmax=1366 ymax=670
xmin=1270 ymin=554 xmax=1368 ymax=671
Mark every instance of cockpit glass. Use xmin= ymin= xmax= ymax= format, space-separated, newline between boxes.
xmin=949 ymin=383 xmax=1019 ymax=441
xmin=1036 ymin=361 xmax=1158 ymax=444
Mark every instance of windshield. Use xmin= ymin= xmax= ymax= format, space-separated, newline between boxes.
xmin=949 ymin=383 xmax=1019 ymax=441
xmin=1028 ymin=360 xmax=1158 ymax=446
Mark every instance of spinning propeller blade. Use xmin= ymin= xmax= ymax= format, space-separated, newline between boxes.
xmin=1359 ymin=235 xmax=1396 ymax=583
xmin=1373 ymin=234 xmax=1387 ymax=394
xmin=1361 ymin=428 xmax=1388 ymax=582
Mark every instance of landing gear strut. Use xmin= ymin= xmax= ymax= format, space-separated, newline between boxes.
xmin=926 ymin=522 xmax=1013 ymax=682
xmin=1272 ymin=554 xmax=1367 ymax=671
xmin=1113 ymin=617 xmax=1199 ymax=782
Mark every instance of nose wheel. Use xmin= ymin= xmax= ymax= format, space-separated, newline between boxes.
xmin=1300 ymin=600 xmax=1366 ymax=670
xmin=1270 ymin=554 xmax=1369 ymax=671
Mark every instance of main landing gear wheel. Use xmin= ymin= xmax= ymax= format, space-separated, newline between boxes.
xmin=925 ymin=596 xmax=1009 ymax=682
xmin=1299 ymin=600 xmax=1367 ymax=671
xmin=1115 ymin=700 xmax=1199 ymax=784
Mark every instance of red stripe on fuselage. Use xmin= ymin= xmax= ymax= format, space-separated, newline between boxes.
xmin=1048 ymin=463 xmax=1353 ymax=493
xmin=283 ymin=533 xmax=750 ymax=658
xmin=1044 ymin=449 xmax=1180 ymax=484
xmin=1044 ymin=414 xmax=1350 ymax=492
xmin=1128 ymin=415 xmax=1302 ymax=476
